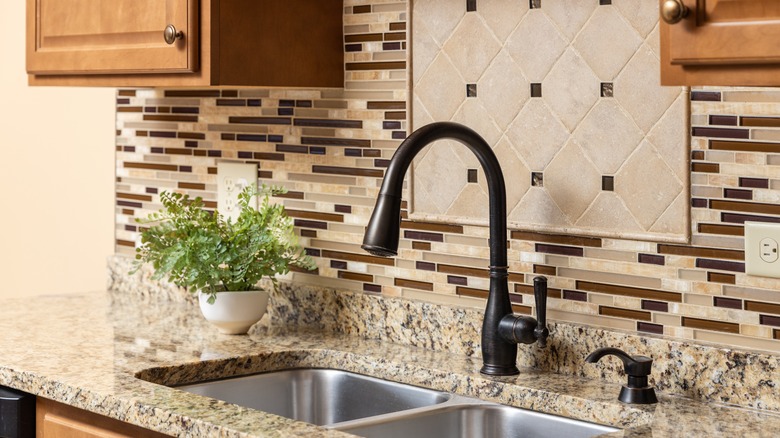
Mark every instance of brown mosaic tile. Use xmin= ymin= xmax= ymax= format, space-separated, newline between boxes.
xmin=117 ymin=200 xmax=143 ymax=209
xmin=116 ymin=239 xmax=135 ymax=247
xmin=535 ymin=244 xmax=584 ymax=257
xmin=691 ymin=162 xmax=720 ymax=173
xmin=739 ymin=177 xmax=770 ymax=189
xmin=338 ymin=271 xmax=373 ymax=282
xmin=143 ymin=114 xmax=199 ymax=123
xmin=118 ymin=90 xmax=136 ymax=97
xmin=510 ymin=231 xmax=601 ymax=247
xmin=638 ymin=254 xmax=665 ymax=265
xmin=760 ymin=315 xmax=780 ymax=327
xmin=637 ymin=322 xmax=664 ymax=335
xmin=320 ymin=250 xmax=395 ymax=266
xmin=412 ymin=241 xmax=432 ymax=251
xmin=745 ymin=301 xmax=780 ymax=316
xmin=385 ymin=111 xmax=406 ymax=120
xmin=295 ymin=119 xmax=363 ymax=128
xmin=286 ymin=210 xmax=344 ymax=223
xmin=698 ymin=223 xmax=744 ymax=236
xmin=335 ymin=205 xmax=352 ymax=214
xmin=600 ymin=306 xmax=651 ymax=321
xmin=709 ymin=115 xmax=738 ymax=126
xmin=346 ymin=61 xmax=407 ymax=71
xmin=695 ymin=259 xmax=745 ymax=273
xmin=164 ymin=90 xmax=221 ymax=97
xmin=294 ymin=219 xmax=328 ymax=230
xmin=576 ymin=281 xmax=682 ymax=302
xmin=563 ymin=290 xmax=587 ymax=301
xmin=740 ymin=116 xmax=780 ymax=127
xmin=515 ymin=284 xmax=563 ymax=299
xmin=394 ymin=278 xmax=434 ymax=291
xmin=533 ymin=265 xmax=556 ymax=276
xmin=707 ymin=272 xmax=736 ymax=284
xmin=364 ymin=284 xmax=382 ymax=293
xmin=692 ymin=127 xmax=749 ymax=139
xmin=690 ymin=91 xmax=721 ymax=101
xmin=710 ymin=200 xmax=780 ymax=217
xmin=691 ymin=151 xmax=705 ymax=160
xmin=345 ymin=33 xmax=383 ymax=43
xmin=403 ymin=230 xmax=443 ymax=242
xmin=724 ymin=189 xmax=753 ymax=200
xmin=275 ymin=191 xmax=305 ymax=200
xmin=774 ymin=329 xmax=780 ymax=340
xmin=447 ymin=276 xmax=468 ymax=285
xmin=682 ymin=316 xmax=740 ymax=334
xmin=300 ymin=230 xmax=317 ymax=238
xmin=116 ymin=193 xmax=153 ymax=202
xmin=302 ymin=137 xmax=372 ymax=147
xmin=710 ymin=140 xmax=780 ymax=153
xmin=368 ymin=101 xmax=407 ymax=110
xmin=389 ymin=22 xmax=406 ymax=31
xmin=658 ymin=244 xmax=744 ymax=261
xmin=641 ymin=300 xmax=669 ymax=312
xmin=721 ymin=212 xmax=780 ymax=225
xmin=312 ymin=165 xmax=383 ymax=178
xmin=714 ymin=297 xmax=743 ymax=310
xmin=178 ymin=182 xmax=205 ymax=190
xmin=117 ymin=107 xmax=143 ymax=113
xmin=353 ymin=5 xmax=371 ymax=13
xmin=400 ymin=220 xmax=463 ymax=234
xmin=416 ymin=261 xmax=436 ymax=271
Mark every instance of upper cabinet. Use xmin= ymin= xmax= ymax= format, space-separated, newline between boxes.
xmin=660 ymin=0 xmax=780 ymax=86
xmin=26 ymin=0 xmax=344 ymax=87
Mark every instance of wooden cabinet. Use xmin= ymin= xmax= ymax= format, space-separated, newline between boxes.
xmin=660 ymin=0 xmax=780 ymax=86
xmin=27 ymin=0 xmax=344 ymax=87
xmin=37 ymin=398 xmax=170 ymax=438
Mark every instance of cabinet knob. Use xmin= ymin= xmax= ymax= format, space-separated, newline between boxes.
xmin=163 ymin=24 xmax=184 ymax=45
xmin=661 ymin=0 xmax=689 ymax=25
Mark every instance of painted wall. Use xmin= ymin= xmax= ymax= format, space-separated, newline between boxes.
xmin=0 ymin=1 xmax=115 ymax=297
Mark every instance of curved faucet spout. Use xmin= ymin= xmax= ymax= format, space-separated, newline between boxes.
xmin=362 ymin=122 xmax=547 ymax=376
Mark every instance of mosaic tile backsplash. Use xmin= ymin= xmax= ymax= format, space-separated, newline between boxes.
xmin=116 ymin=0 xmax=780 ymax=353
xmin=411 ymin=0 xmax=689 ymax=242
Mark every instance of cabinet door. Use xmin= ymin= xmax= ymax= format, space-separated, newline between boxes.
xmin=27 ymin=0 xmax=198 ymax=75
xmin=660 ymin=0 xmax=780 ymax=85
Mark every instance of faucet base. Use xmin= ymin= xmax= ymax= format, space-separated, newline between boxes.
xmin=479 ymin=363 xmax=520 ymax=376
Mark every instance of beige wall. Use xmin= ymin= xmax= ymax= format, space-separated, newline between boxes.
xmin=0 ymin=2 xmax=115 ymax=297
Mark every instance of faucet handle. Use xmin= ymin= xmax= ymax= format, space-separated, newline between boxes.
xmin=533 ymin=276 xmax=549 ymax=347
xmin=585 ymin=347 xmax=658 ymax=404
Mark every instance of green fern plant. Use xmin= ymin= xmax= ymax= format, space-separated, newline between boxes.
xmin=132 ymin=185 xmax=315 ymax=304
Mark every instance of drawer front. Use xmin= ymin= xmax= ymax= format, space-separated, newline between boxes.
xmin=27 ymin=0 xmax=198 ymax=75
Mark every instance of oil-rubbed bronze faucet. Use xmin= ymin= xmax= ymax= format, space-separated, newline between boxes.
xmin=361 ymin=122 xmax=548 ymax=376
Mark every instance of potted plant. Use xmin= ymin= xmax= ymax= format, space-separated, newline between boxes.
xmin=132 ymin=184 xmax=315 ymax=334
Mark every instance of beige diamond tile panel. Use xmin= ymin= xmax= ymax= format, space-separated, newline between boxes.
xmin=412 ymin=0 xmax=688 ymax=242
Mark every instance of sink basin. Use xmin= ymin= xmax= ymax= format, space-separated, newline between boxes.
xmin=176 ymin=368 xmax=451 ymax=425
xmin=338 ymin=404 xmax=619 ymax=438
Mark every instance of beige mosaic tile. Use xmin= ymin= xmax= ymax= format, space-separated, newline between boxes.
xmin=411 ymin=0 xmax=688 ymax=242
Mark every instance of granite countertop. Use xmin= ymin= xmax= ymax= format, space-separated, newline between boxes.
xmin=1 ymin=291 xmax=779 ymax=437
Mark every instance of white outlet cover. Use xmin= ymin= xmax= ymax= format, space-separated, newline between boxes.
xmin=745 ymin=221 xmax=780 ymax=278
xmin=217 ymin=162 xmax=258 ymax=222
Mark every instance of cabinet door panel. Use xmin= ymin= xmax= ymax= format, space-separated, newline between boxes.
xmin=668 ymin=0 xmax=780 ymax=65
xmin=27 ymin=0 xmax=198 ymax=75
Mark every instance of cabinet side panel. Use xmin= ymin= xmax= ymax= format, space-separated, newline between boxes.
xmin=218 ymin=0 xmax=344 ymax=87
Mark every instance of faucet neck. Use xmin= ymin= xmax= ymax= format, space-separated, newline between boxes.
xmin=377 ymin=122 xmax=507 ymax=269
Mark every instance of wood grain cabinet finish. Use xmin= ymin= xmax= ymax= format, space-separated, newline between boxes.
xmin=36 ymin=398 xmax=170 ymax=438
xmin=27 ymin=0 xmax=344 ymax=87
xmin=661 ymin=0 xmax=780 ymax=86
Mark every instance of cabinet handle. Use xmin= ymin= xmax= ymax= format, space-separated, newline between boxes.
xmin=163 ymin=24 xmax=184 ymax=45
xmin=661 ymin=0 xmax=689 ymax=25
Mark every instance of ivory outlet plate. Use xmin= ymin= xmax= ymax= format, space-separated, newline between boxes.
xmin=745 ymin=222 xmax=780 ymax=278
xmin=217 ymin=162 xmax=258 ymax=221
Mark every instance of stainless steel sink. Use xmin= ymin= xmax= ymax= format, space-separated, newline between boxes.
xmin=176 ymin=368 xmax=451 ymax=425
xmin=337 ymin=403 xmax=619 ymax=438
xmin=175 ymin=368 xmax=620 ymax=437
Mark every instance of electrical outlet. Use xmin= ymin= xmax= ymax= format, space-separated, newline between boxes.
xmin=217 ymin=162 xmax=258 ymax=221
xmin=745 ymin=222 xmax=780 ymax=278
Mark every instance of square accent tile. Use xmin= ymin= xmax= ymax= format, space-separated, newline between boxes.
xmin=600 ymin=0 xmax=612 ymax=5
xmin=467 ymin=83 xmax=478 ymax=97
xmin=530 ymin=0 xmax=541 ymax=9
xmin=467 ymin=0 xmax=476 ymax=12
xmin=530 ymin=83 xmax=542 ymax=97
xmin=467 ymin=168 xmax=478 ymax=183
xmin=602 ymin=176 xmax=614 ymax=191
xmin=601 ymin=82 xmax=613 ymax=98
xmin=531 ymin=172 xmax=544 ymax=187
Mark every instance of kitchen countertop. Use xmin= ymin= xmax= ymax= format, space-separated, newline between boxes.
xmin=1 ymin=291 xmax=779 ymax=437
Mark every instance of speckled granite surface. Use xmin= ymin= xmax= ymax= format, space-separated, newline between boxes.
xmin=110 ymin=255 xmax=780 ymax=413
xmin=2 ymin=291 xmax=780 ymax=437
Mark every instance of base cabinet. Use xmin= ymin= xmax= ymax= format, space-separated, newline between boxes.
xmin=36 ymin=398 xmax=169 ymax=438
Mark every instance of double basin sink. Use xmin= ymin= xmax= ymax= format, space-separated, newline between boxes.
xmin=176 ymin=368 xmax=619 ymax=438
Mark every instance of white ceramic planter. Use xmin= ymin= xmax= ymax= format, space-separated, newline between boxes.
xmin=198 ymin=290 xmax=269 ymax=335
